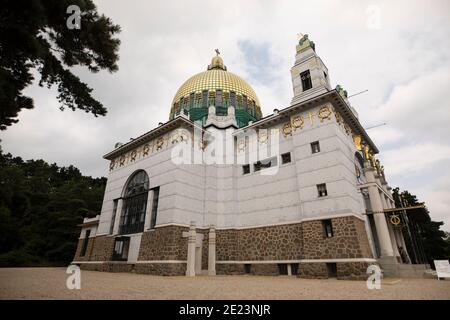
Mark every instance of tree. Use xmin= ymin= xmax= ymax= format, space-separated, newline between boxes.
xmin=392 ymin=187 xmax=450 ymax=266
xmin=0 ymin=146 xmax=106 ymax=266
xmin=0 ymin=0 xmax=121 ymax=130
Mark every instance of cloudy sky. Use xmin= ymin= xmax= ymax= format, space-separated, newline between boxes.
xmin=1 ymin=0 xmax=450 ymax=230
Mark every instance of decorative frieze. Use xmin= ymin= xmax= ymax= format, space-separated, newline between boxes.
xmin=109 ymin=128 xmax=191 ymax=172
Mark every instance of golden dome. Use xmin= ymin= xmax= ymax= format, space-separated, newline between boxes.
xmin=169 ymin=51 xmax=262 ymax=127
xmin=171 ymin=69 xmax=261 ymax=107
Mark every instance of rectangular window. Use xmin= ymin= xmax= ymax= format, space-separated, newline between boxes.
xmin=326 ymin=263 xmax=337 ymax=278
xmin=112 ymin=237 xmax=130 ymax=261
xmin=317 ymin=183 xmax=328 ymax=197
xmin=300 ymin=70 xmax=312 ymax=91
xmin=242 ymin=164 xmax=250 ymax=175
xmin=109 ymin=199 xmax=118 ymax=234
xmin=277 ymin=264 xmax=288 ymax=275
xmin=322 ymin=219 xmax=333 ymax=238
xmin=80 ymin=229 xmax=91 ymax=257
xmin=189 ymin=93 xmax=194 ymax=110
xmin=230 ymin=91 xmax=236 ymax=107
xmin=281 ymin=152 xmax=291 ymax=164
xmin=244 ymin=264 xmax=252 ymax=274
xmin=254 ymin=156 xmax=278 ymax=172
xmin=311 ymin=141 xmax=320 ymax=154
xmin=242 ymin=95 xmax=248 ymax=111
xmin=202 ymin=90 xmax=208 ymax=108
xmin=119 ymin=192 xmax=148 ymax=235
xmin=150 ymin=187 xmax=160 ymax=229
xmin=216 ymin=90 xmax=222 ymax=107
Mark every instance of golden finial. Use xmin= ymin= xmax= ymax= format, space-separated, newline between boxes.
xmin=208 ymin=49 xmax=226 ymax=70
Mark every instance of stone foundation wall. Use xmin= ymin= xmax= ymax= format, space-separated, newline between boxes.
xmin=90 ymin=235 xmax=115 ymax=261
xmin=134 ymin=263 xmax=186 ymax=276
xmin=297 ymin=262 xmax=374 ymax=280
xmin=73 ymin=235 xmax=115 ymax=262
xmin=73 ymin=215 xmax=374 ymax=279
xmin=301 ymin=216 xmax=373 ymax=260
xmin=73 ymin=237 xmax=94 ymax=261
xmin=216 ymin=263 xmax=280 ymax=275
xmin=80 ymin=262 xmax=133 ymax=273
xmin=336 ymin=262 xmax=372 ymax=280
xmin=138 ymin=225 xmax=189 ymax=261
xmin=79 ymin=262 xmax=186 ymax=275
xmin=298 ymin=263 xmax=328 ymax=279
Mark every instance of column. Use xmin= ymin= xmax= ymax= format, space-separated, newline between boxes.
xmin=186 ymin=222 xmax=196 ymax=277
xmin=365 ymin=164 xmax=394 ymax=258
xmin=143 ymin=190 xmax=155 ymax=230
xmin=380 ymin=192 xmax=398 ymax=257
xmin=208 ymin=225 xmax=216 ymax=276
xmin=112 ymin=199 xmax=124 ymax=235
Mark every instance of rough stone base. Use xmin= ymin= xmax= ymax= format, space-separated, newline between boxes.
xmin=79 ymin=262 xmax=186 ymax=275
xmin=337 ymin=262 xmax=373 ymax=280
xmin=79 ymin=263 xmax=133 ymax=273
xmin=134 ymin=263 xmax=186 ymax=276
xmin=297 ymin=262 xmax=375 ymax=280
xmin=217 ymin=263 xmax=288 ymax=276
xmin=298 ymin=263 xmax=328 ymax=279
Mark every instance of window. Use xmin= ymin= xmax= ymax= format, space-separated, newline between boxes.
xmin=216 ymin=90 xmax=222 ymax=107
xmin=150 ymin=187 xmax=160 ymax=229
xmin=300 ymin=70 xmax=312 ymax=91
xmin=278 ymin=264 xmax=288 ymax=275
xmin=322 ymin=219 xmax=333 ymax=238
xmin=112 ymin=237 xmax=130 ymax=261
xmin=230 ymin=91 xmax=236 ymax=107
xmin=242 ymin=95 xmax=248 ymax=111
xmin=242 ymin=164 xmax=250 ymax=175
xmin=281 ymin=152 xmax=291 ymax=164
xmin=326 ymin=263 xmax=337 ymax=278
xmin=119 ymin=170 xmax=149 ymax=235
xmin=189 ymin=93 xmax=194 ymax=110
xmin=311 ymin=141 xmax=320 ymax=154
xmin=202 ymin=90 xmax=208 ymax=108
xmin=80 ymin=229 xmax=90 ymax=257
xmin=317 ymin=183 xmax=328 ymax=197
xmin=109 ymin=199 xmax=118 ymax=234
xmin=254 ymin=156 xmax=278 ymax=172
xmin=244 ymin=264 xmax=252 ymax=274
xmin=291 ymin=263 xmax=299 ymax=275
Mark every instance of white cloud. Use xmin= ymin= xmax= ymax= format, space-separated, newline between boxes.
xmin=380 ymin=143 xmax=450 ymax=176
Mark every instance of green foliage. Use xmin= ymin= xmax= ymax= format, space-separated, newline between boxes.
xmin=392 ymin=187 xmax=450 ymax=266
xmin=0 ymin=0 xmax=121 ymax=130
xmin=0 ymin=147 xmax=106 ymax=266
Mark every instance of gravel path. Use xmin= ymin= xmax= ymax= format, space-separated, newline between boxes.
xmin=0 ymin=268 xmax=449 ymax=300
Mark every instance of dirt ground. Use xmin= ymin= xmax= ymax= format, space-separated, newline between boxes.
xmin=0 ymin=267 xmax=449 ymax=300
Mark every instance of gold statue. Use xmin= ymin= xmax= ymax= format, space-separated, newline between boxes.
xmin=353 ymin=135 xmax=362 ymax=151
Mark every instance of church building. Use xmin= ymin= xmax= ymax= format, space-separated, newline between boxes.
xmin=73 ymin=35 xmax=414 ymax=279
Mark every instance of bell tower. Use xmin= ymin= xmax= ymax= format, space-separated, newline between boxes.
xmin=290 ymin=34 xmax=331 ymax=105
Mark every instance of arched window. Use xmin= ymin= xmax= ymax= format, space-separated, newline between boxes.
xmin=119 ymin=170 xmax=149 ymax=235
